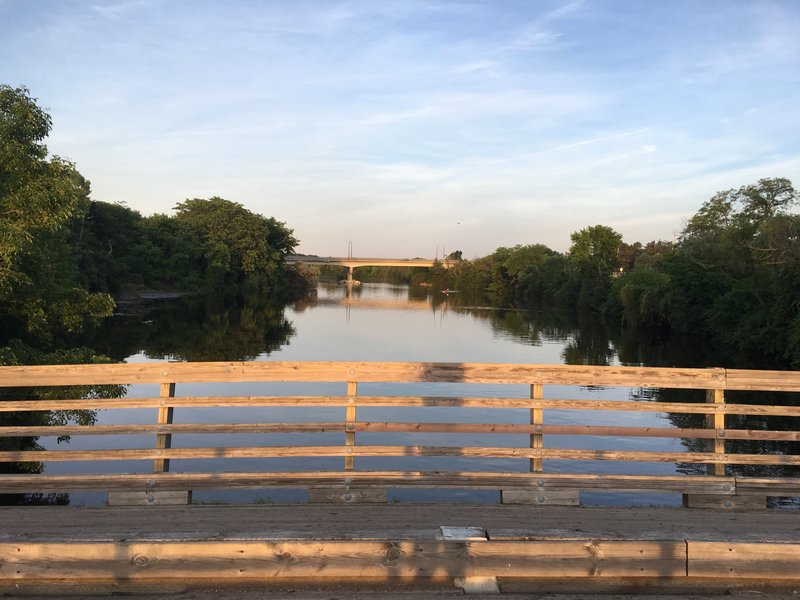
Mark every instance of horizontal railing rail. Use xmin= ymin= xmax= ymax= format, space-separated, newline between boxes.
xmin=1 ymin=361 xmax=799 ymax=507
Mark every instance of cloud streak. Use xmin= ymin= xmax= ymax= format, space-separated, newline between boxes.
xmin=1 ymin=0 xmax=798 ymax=257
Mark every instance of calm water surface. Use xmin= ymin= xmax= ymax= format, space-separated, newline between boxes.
xmin=42 ymin=283 xmax=796 ymax=506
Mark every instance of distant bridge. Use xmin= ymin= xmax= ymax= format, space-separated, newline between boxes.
xmin=287 ymin=255 xmax=451 ymax=285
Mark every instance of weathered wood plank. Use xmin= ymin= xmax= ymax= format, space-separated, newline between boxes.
xmin=0 ymin=539 xmax=688 ymax=580
xmin=0 ymin=504 xmax=792 ymax=543
xmin=530 ymin=383 xmax=543 ymax=472
xmin=345 ymin=381 xmax=357 ymax=471
xmin=733 ymin=477 xmax=800 ymax=496
xmin=155 ymin=382 xmax=175 ymax=473
xmin=500 ymin=489 xmax=580 ymax=506
xmin=682 ymin=494 xmax=765 ymax=510
xmin=351 ymin=423 xmax=800 ymax=441
xmin=3 ymin=421 xmax=800 ymax=444
xmin=706 ymin=388 xmax=726 ymax=477
xmin=688 ymin=541 xmax=800 ymax=578
xmin=2 ymin=445 xmax=796 ymax=465
xmin=4 ymin=395 xmax=799 ymax=417
xmin=0 ymin=422 xmax=348 ymax=437
xmin=3 ymin=361 xmax=800 ymax=391
xmin=724 ymin=369 xmax=800 ymax=392
xmin=0 ymin=361 xmax=727 ymax=387
xmin=107 ymin=491 xmax=192 ymax=506
xmin=308 ymin=486 xmax=387 ymax=503
xmin=0 ymin=471 xmax=735 ymax=494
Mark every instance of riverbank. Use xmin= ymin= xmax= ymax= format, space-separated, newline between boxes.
xmin=115 ymin=289 xmax=195 ymax=303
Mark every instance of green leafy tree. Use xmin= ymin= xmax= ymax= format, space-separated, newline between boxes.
xmin=174 ymin=197 xmax=297 ymax=292
xmin=568 ymin=225 xmax=623 ymax=278
xmin=567 ymin=225 xmax=622 ymax=309
xmin=610 ymin=177 xmax=800 ymax=366
xmin=1 ymin=85 xmax=84 ymax=292
xmin=0 ymin=85 xmax=114 ymax=348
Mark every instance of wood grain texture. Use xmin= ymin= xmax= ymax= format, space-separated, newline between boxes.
xmin=3 ymin=504 xmax=798 ymax=587
xmin=4 ymin=395 xmax=799 ymax=416
xmin=0 ymin=539 xmax=687 ymax=580
xmin=0 ymin=471 xmax=736 ymax=494
xmin=2 ymin=445 xmax=796 ymax=465
xmin=1 ymin=360 xmax=798 ymax=390
xmin=688 ymin=541 xmax=800 ymax=578
xmin=0 ymin=361 xmax=726 ymax=387
xmin=1 ymin=504 xmax=793 ymax=543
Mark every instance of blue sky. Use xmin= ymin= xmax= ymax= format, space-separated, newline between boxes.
xmin=1 ymin=0 xmax=798 ymax=257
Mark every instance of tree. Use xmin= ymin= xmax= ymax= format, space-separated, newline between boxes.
xmin=0 ymin=85 xmax=114 ymax=347
xmin=173 ymin=197 xmax=297 ymax=292
xmin=566 ymin=225 xmax=623 ymax=310
xmin=568 ymin=225 xmax=623 ymax=278
xmin=0 ymin=86 xmax=87 ymax=293
xmin=738 ymin=177 xmax=796 ymax=222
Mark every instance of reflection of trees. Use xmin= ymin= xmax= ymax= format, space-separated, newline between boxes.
xmin=463 ymin=306 xmax=574 ymax=348
xmin=562 ymin=311 xmax=615 ymax=366
xmin=444 ymin=295 xmax=617 ymax=366
xmin=440 ymin=291 xmax=617 ymax=366
xmin=631 ymin=387 xmax=800 ymax=486
xmin=86 ymin=292 xmax=296 ymax=362
xmin=0 ymin=349 xmax=126 ymax=506
xmin=611 ymin=315 xmax=787 ymax=370
xmin=290 ymin=287 xmax=318 ymax=313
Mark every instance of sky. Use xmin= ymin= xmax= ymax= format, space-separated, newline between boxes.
xmin=1 ymin=0 xmax=799 ymax=258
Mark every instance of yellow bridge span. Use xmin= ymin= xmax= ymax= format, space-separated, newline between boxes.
xmin=287 ymin=255 xmax=451 ymax=285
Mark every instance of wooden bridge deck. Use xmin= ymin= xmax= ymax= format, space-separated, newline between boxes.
xmin=2 ymin=503 xmax=799 ymax=595
xmin=2 ymin=503 xmax=797 ymax=542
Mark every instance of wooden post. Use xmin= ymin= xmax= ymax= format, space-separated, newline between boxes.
xmin=109 ymin=381 xmax=190 ymax=506
xmin=309 ymin=379 xmax=385 ymax=502
xmin=154 ymin=382 xmax=175 ymax=473
xmin=502 ymin=382 xmax=578 ymax=506
xmin=530 ymin=383 xmax=543 ymax=473
xmin=684 ymin=387 xmax=761 ymax=509
xmin=345 ymin=381 xmax=357 ymax=471
xmin=706 ymin=388 xmax=725 ymax=478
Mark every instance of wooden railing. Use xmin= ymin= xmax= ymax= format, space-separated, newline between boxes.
xmin=1 ymin=361 xmax=799 ymax=507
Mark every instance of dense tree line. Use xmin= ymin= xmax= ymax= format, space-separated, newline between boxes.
xmin=71 ymin=196 xmax=301 ymax=296
xmin=445 ymin=178 xmax=800 ymax=367
xmin=0 ymin=84 xmax=310 ymax=365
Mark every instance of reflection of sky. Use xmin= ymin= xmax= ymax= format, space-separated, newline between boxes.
xmin=41 ymin=284 xmax=690 ymax=506
xmin=281 ymin=283 xmax=571 ymax=363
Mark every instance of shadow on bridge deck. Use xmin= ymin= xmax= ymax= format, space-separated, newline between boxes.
xmin=2 ymin=503 xmax=799 ymax=595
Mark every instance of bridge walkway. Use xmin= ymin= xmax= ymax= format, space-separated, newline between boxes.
xmin=3 ymin=503 xmax=796 ymax=542
xmin=2 ymin=503 xmax=799 ymax=595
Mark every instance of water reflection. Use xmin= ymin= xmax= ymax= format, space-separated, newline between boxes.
xmin=85 ymin=291 xmax=295 ymax=362
xmin=1 ymin=381 xmax=125 ymax=506
xmin=6 ymin=282 xmax=799 ymax=507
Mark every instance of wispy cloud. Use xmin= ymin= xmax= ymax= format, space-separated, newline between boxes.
xmin=482 ymin=127 xmax=652 ymax=167
xmin=2 ymin=0 xmax=798 ymax=257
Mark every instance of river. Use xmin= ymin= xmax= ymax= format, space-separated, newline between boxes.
xmin=38 ymin=282 xmax=799 ymax=507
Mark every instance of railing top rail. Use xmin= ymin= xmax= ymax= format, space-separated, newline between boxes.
xmin=0 ymin=360 xmax=798 ymax=390
xmin=3 ymin=396 xmax=800 ymax=417
xmin=0 ymin=361 xmax=721 ymax=387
